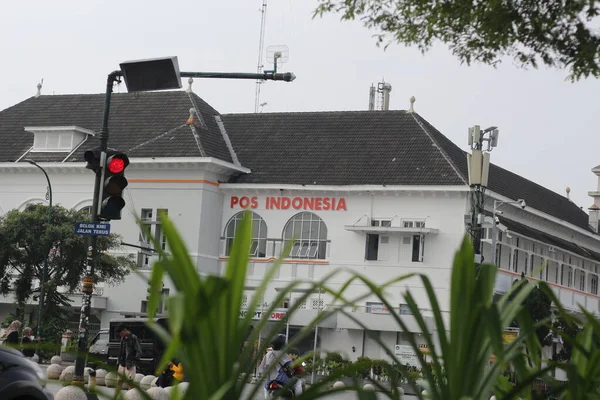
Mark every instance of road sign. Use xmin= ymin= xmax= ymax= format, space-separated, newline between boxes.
xmin=74 ymin=222 xmax=111 ymax=237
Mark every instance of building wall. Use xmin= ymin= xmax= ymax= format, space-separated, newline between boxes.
xmin=219 ymin=189 xmax=468 ymax=318
xmin=0 ymin=162 xmax=230 ymax=322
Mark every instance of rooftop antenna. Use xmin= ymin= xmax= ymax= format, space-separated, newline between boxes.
xmin=368 ymin=84 xmax=375 ymax=110
xmin=254 ymin=0 xmax=268 ymax=113
xmin=370 ymin=79 xmax=392 ymax=110
xmin=265 ymin=45 xmax=289 ymax=74
xmin=377 ymin=80 xmax=392 ymax=110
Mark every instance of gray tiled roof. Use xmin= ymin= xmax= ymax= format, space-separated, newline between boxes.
xmin=221 ymin=111 xmax=466 ymax=186
xmin=221 ymin=111 xmax=592 ymax=232
xmin=0 ymin=91 xmax=591 ymax=233
xmin=0 ymin=91 xmax=233 ymax=163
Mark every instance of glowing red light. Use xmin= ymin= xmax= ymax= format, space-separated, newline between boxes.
xmin=107 ymin=157 xmax=125 ymax=174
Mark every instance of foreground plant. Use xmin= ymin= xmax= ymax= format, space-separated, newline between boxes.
xmin=331 ymin=236 xmax=552 ymax=400
xmin=142 ymin=210 xmax=367 ymax=399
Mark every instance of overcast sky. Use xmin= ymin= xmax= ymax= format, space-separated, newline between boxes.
xmin=1 ymin=0 xmax=599 ymax=211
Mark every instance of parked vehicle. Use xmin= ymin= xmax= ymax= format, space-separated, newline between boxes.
xmin=107 ymin=317 xmax=168 ymax=375
xmin=87 ymin=329 xmax=109 ymax=369
xmin=0 ymin=345 xmax=53 ymax=399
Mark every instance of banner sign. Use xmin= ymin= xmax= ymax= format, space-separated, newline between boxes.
xmin=394 ymin=345 xmax=420 ymax=367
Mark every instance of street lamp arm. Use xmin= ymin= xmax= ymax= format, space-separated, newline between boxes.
xmin=24 ymin=160 xmax=53 ymax=207
xmin=23 ymin=159 xmax=53 ymax=344
xmin=180 ymin=71 xmax=296 ymax=82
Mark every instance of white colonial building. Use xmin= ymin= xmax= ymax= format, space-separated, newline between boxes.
xmin=0 ymin=83 xmax=599 ymax=366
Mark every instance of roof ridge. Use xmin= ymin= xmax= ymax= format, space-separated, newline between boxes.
xmin=127 ymin=124 xmax=188 ymax=153
xmin=410 ymin=113 xmax=468 ymax=185
xmin=186 ymin=92 xmax=209 ymax=130
xmin=222 ymin=109 xmax=409 ymax=117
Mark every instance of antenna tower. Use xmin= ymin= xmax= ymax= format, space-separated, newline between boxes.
xmin=254 ymin=0 xmax=268 ymax=113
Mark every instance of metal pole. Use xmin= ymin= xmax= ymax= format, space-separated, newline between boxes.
xmin=311 ymin=287 xmax=321 ymax=385
xmin=73 ymin=70 xmax=122 ymax=384
xmin=255 ymin=300 xmax=265 ymax=380
xmin=491 ymin=201 xmax=498 ymax=266
xmin=25 ymin=160 xmax=52 ymax=341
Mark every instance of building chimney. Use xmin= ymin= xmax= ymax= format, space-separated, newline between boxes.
xmin=587 ymin=165 xmax=600 ymax=232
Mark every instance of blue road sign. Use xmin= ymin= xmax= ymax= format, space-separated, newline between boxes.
xmin=75 ymin=222 xmax=111 ymax=237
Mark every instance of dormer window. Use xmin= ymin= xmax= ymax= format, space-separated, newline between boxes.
xmin=25 ymin=126 xmax=95 ymax=153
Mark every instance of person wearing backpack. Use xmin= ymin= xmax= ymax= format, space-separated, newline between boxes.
xmin=258 ymin=334 xmax=302 ymax=398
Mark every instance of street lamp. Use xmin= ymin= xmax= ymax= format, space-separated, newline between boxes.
xmin=72 ymin=56 xmax=297 ymax=384
xmin=491 ymin=199 xmax=526 ymax=265
xmin=24 ymin=159 xmax=53 ymax=341
xmin=467 ymin=125 xmax=500 ymax=264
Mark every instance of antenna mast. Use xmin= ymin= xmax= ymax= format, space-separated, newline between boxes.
xmin=254 ymin=0 xmax=268 ymax=113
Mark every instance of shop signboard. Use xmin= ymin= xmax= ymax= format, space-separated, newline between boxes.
xmin=367 ymin=302 xmax=390 ymax=314
xmin=489 ymin=328 xmax=521 ymax=362
xmin=239 ymin=309 xmax=287 ymax=321
xmin=502 ymin=327 xmax=520 ymax=344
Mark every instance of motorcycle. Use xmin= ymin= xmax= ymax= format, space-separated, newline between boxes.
xmin=266 ymin=381 xmax=295 ymax=399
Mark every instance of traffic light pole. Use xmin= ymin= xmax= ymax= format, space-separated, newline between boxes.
xmin=73 ymin=70 xmax=122 ymax=385
xmin=71 ymin=65 xmax=294 ymax=387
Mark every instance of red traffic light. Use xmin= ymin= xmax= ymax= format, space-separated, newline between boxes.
xmin=107 ymin=157 xmax=126 ymax=174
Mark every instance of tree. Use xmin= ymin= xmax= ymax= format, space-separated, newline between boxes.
xmin=551 ymin=316 xmax=583 ymax=362
xmin=509 ymin=274 xmax=553 ymax=347
xmin=0 ymin=204 xmax=133 ymax=343
xmin=314 ymin=0 xmax=600 ymax=81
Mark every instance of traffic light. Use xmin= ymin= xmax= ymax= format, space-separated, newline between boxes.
xmin=99 ymin=151 xmax=129 ymax=221
xmin=84 ymin=148 xmax=102 ymax=171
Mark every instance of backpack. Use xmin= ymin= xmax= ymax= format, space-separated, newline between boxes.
xmin=273 ymin=360 xmax=296 ymax=385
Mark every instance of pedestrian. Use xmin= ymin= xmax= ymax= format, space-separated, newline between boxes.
xmin=3 ymin=320 xmax=22 ymax=347
xmin=21 ymin=327 xmax=35 ymax=358
xmin=259 ymin=334 xmax=302 ymax=398
xmin=156 ymin=361 xmax=175 ymax=388
xmin=113 ymin=324 xmax=142 ymax=397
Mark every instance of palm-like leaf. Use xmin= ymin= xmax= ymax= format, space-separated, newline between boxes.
xmin=329 ymin=236 xmax=552 ymax=400
xmin=141 ymin=210 xmax=372 ymax=399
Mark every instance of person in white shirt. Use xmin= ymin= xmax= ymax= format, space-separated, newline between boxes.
xmin=258 ymin=334 xmax=302 ymax=398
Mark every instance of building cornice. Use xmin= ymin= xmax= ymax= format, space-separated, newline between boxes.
xmin=219 ymin=184 xmax=470 ymax=194
xmin=0 ymin=157 xmax=250 ymax=175
xmin=487 ymin=191 xmax=599 ymax=241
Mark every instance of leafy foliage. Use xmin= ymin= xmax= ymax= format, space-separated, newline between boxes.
xmin=314 ymin=0 xmax=600 ymax=80
xmin=552 ymin=316 xmax=584 ymax=362
xmin=0 ymin=204 xmax=133 ymax=341
xmin=509 ymin=275 xmax=553 ymax=347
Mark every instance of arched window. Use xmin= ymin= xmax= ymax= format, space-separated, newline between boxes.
xmin=283 ymin=212 xmax=328 ymax=259
xmin=224 ymin=212 xmax=268 ymax=257
xmin=79 ymin=206 xmax=92 ymax=215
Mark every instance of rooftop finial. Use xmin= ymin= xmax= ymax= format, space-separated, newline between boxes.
xmin=408 ymin=96 xmax=416 ymax=113
xmin=566 ymin=186 xmax=571 ymax=199
xmin=186 ymin=108 xmax=198 ymax=126
xmin=35 ymin=79 xmax=43 ymax=98
xmin=186 ymin=77 xmax=194 ymax=93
